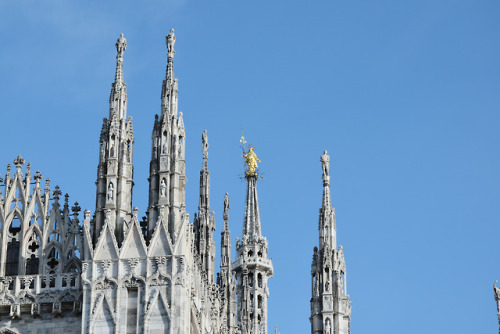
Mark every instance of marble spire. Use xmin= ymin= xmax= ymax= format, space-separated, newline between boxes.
xmin=109 ymin=33 xmax=128 ymax=120
xmin=147 ymin=28 xmax=185 ymax=240
xmin=94 ymin=33 xmax=135 ymax=244
xmin=234 ymin=143 xmax=273 ymax=334
xmin=310 ymin=150 xmax=351 ymax=334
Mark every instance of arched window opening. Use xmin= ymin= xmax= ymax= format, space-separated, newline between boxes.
xmin=26 ymin=232 xmax=40 ymax=275
xmin=258 ymin=273 xmax=262 ymax=288
xmin=26 ymin=255 xmax=39 ymax=275
xmin=248 ymin=250 xmax=253 ymax=257
xmin=258 ymin=314 xmax=262 ymax=324
xmin=47 ymin=248 xmax=60 ymax=272
xmin=68 ymin=263 xmax=79 ymax=286
xmin=248 ymin=272 xmax=254 ymax=287
xmin=5 ymin=240 xmax=20 ymax=276
xmin=258 ymin=295 xmax=262 ymax=309
xmin=9 ymin=216 xmax=21 ymax=236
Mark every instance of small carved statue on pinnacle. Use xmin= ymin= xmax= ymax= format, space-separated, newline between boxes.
xmin=321 ymin=150 xmax=330 ymax=179
xmin=243 ymin=146 xmax=261 ymax=176
xmin=167 ymin=28 xmax=176 ymax=55
xmin=223 ymin=192 xmax=230 ymax=220
xmin=494 ymin=281 xmax=500 ymax=313
xmin=116 ymin=33 xmax=127 ymax=59
xmin=202 ymin=130 xmax=209 ymax=161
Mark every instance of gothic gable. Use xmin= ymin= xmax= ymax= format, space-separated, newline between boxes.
xmin=94 ymin=223 xmax=119 ymax=260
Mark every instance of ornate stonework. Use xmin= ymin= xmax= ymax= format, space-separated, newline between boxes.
xmin=310 ymin=151 xmax=351 ymax=334
xmin=0 ymin=30 xmax=353 ymax=334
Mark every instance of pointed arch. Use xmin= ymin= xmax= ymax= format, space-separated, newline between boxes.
xmin=92 ymin=295 xmax=115 ymax=334
xmin=29 ymin=197 xmax=45 ymax=227
xmin=146 ymin=290 xmax=171 ymax=333
xmin=8 ymin=212 xmax=22 ymax=237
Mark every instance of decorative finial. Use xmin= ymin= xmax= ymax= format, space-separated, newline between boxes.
xmin=13 ymin=155 xmax=24 ymax=169
xmin=321 ymin=150 xmax=330 ymax=184
xmin=240 ymin=135 xmax=247 ymax=153
xmin=33 ymin=170 xmax=43 ymax=186
xmin=166 ymin=28 xmax=176 ymax=56
xmin=242 ymin=144 xmax=261 ymax=176
xmin=72 ymin=202 xmax=81 ymax=218
xmin=116 ymin=33 xmax=127 ymax=59
xmin=53 ymin=185 xmax=62 ymax=201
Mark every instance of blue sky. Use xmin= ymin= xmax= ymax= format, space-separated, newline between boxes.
xmin=0 ymin=1 xmax=499 ymax=333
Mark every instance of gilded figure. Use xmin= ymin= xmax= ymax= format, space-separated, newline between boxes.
xmin=243 ymin=146 xmax=261 ymax=176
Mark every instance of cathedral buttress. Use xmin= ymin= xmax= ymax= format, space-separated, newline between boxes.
xmin=310 ymin=151 xmax=351 ymax=334
xmin=94 ymin=33 xmax=135 ymax=245
xmin=194 ymin=130 xmax=216 ymax=282
xmin=147 ymin=28 xmax=186 ymax=242
xmin=233 ymin=142 xmax=273 ymax=334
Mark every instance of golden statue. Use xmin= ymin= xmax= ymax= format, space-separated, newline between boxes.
xmin=243 ymin=146 xmax=261 ymax=176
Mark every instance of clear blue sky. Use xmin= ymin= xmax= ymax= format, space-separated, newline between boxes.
xmin=0 ymin=1 xmax=499 ymax=333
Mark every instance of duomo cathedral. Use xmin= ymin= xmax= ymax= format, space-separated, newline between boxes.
xmin=0 ymin=30 xmax=352 ymax=334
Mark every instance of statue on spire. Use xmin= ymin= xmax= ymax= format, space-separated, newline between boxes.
xmin=243 ymin=145 xmax=261 ymax=176
xmin=494 ymin=281 xmax=500 ymax=313
xmin=167 ymin=28 xmax=176 ymax=55
xmin=202 ymin=130 xmax=209 ymax=161
xmin=116 ymin=33 xmax=127 ymax=59
xmin=321 ymin=150 xmax=330 ymax=179
xmin=223 ymin=192 xmax=230 ymax=221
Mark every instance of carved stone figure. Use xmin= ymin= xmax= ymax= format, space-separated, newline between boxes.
xmin=202 ymin=130 xmax=209 ymax=161
xmin=243 ymin=146 xmax=261 ymax=176
xmin=107 ymin=183 xmax=114 ymax=201
xmin=160 ymin=179 xmax=166 ymax=198
xmin=325 ymin=319 xmax=331 ymax=334
xmin=223 ymin=192 xmax=230 ymax=219
xmin=167 ymin=28 xmax=176 ymax=54
xmin=321 ymin=150 xmax=330 ymax=178
xmin=494 ymin=281 xmax=500 ymax=313
xmin=116 ymin=33 xmax=127 ymax=59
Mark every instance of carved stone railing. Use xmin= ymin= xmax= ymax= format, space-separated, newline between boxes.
xmin=0 ymin=273 xmax=81 ymax=296
xmin=231 ymin=257 xmax=273 ymax=270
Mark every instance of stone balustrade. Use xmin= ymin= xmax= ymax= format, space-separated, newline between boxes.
xmin=0 ymin=274 xmax=81 ymax=296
